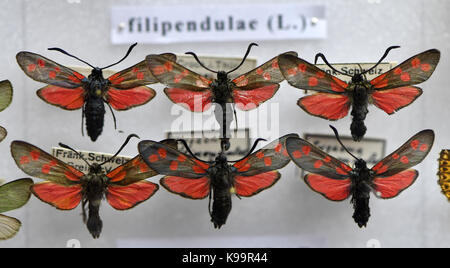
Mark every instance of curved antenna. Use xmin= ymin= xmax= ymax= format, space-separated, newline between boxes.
xmin=226 ymin=43 xmax=258 ymax=74
xmin=99 ymin=134 xmax=139 ymax=166
xmin=101 ymin=43 xmax=138 ymax=70
xmin=314 ymin=53 xmax=352 ymax=78
xmin=329 ymin=125 xmax=358 ymax=161
xmin=48 ymin=47 xmax=95 ymax=69
xmin=185 ymin=51 xmax=218 ymax=73
xmin=229 ymin=138 xmax=267 ymax=163
xmin=176 ymin=139 xmax=214 ymax=163
xmin=361 ymin=45 xmax=400 ymax=75
xmin=58 ymin=142 xmax=92 ymax=167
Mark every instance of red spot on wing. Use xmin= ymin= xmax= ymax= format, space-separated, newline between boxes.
xmin=271 ymin=59 xmax=279 ymax=69
xmin=411 ymin=139 xmax=419 ymax=150
xmin=234 ymin=171 xmax=280 ymax=197
xmin=233 ymin=75 xmax=249 ymax=87
xmin=233 ymin=84 xmax=278 ymax=111
xmin=27 ymin=64 xmax=36 ymax=72
xmin=373 ymin=163 xmax=388 ymax=174
xmin=49 ymin=71 xmax=56 ymax=79
xmin=256 ymin=151 xmax=264 ymax=159
xmin=163 ymin=62 xmax=173 ymax=72
xmin=419 ymin=144 xmax=428 ymax=152
xmin=287 ymin=68 xmax=297 ymax=76
xmin=392 ymin=153 xmax=400 ymax=159
xmin=37 ymin=59 xmax=45 ymax=68
xmin=373 ymin=170 xmax=417 ymax=198
xmin=305 ymin=174 xmax=351 ymax=201
xmin=421 ymin=64 xmax=431 ymax=71
xmin=400 ymin=156 xmax=409 ymax=164
xmin=302 ymin=146 xmax=311 ymax=155
xmin=308 ymin=77 xmax=318 ymax=86
xmin=263 ymin=72 xmax=271 ymax=80
xmin=323 ymin=156 xmax=331 ymax=163
xmin=298 ymin=64 xmax=307 ymax=72
xmin=394 ymin=67 xmax=402 ymax=75
xmin=158 ymin=148 xmax=167 ymax=159
xmin=65 ymin=170 xmax=82 ymax=182
xmin=371 ymin=86 xmax=422 ymax=114
xmin=136 ymin=72 xmax=144 ymax=80
xmin=106 ymin=87 xmax=155 ymax=110
xmin=264 ymin=157 xmax=272 ymax=167
xmin=170 ymin=161 xmax=179 ymax=171
xmin=316 ymin=71 xmax=325 ymax=78
xmin=165 ymin=88 xmax=213 ymax=112
xmin=107 ymin=181 xmax=158 ymax=210
xmin=298 ymin=93 xmax=350 ymax=120
xmin=234 ymin=158 xmax=251 ymax=172
xmin=400 ymin=72 xmax=411 ymax=82
xmin=139 ymin=162 xmax=149 ymax=173
xmin=42 ymin=164 xmax=52 ymax=174
xmin=194 ymin=159 xmax=210 ymax=170
xmin=274 ymin=143 xmax=282 ymax=153
xmin=106 ymin=166 xmax=126 ymax=182
xmin=177 ymin=154 xmax=187 ymax=162
xmin=161 ymin=176 xmax=210 ymax=199
xmin=256 ymin=68 xmax=263 ymax=75
xmin=31 ymin=182 xmax=82 ymax=210
xmin=314 ymin=160 xmax=323 ymax=169
xmin=152 ymin=66 xmax=166 ymax=76
xmin=370 ymin=73 xmax=389 ymax=88
xmin=148 ymin=155 xmax=158 ymax=163
xmin=20 ymin=156 xmax=30 ymax=165
xmin=54 ymin=67 xmax=61 ymax=73
xmin=341 ymin=163 xmax=352 ymax=172
xmin=292 ymin=150 xmax=302 ymax=158
xmin=30 ymin=150 xmax=40 ymax=161
xmin=411 ymin=58 xmax=421 ymax=68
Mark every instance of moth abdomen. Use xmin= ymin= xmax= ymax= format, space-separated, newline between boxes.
xmin=86 ymin=202 xmax=102 ymax=239
xmin=211 ymin=188 xmax=232 ymax=229
xmin=85 ymin=98 xmax=105 ymax=142
xmin=351 ymin=196 xmax=370 ymax=228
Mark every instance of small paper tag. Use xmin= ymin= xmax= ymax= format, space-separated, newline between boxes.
xmin=315 ymin=62 xmax=396 ymax=82
xmin=51 ymin=147 xmax=132 ymax=174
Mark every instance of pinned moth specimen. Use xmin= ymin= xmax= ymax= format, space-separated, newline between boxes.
xmin=286 ymin=126 xmax=434 ymax=227
xmin=147 ymin=43 xmax=296 ymax=149
xmin=138 ymin=134 xmax=297 ymax=228
xmin=0 ymin=178 xmax=33 ymax=240
xmin=0 ymin=80 xmax=13 ymax=142
xmin=11 ymin=135 xmax=162 ymax=238
xmin=438 ymin=150 xmax=450 ymax=200
xmin=17 ymin=44 xmax=176 ymax=141
xmin=279 ymin=46 xmax=440 ymax=141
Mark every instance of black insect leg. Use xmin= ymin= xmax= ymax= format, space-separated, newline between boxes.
xmin=104 ymin=100 xmax=117 ymax=130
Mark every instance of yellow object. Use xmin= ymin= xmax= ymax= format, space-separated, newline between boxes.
xmin=438 ymin=150 xmax=450 ymax=200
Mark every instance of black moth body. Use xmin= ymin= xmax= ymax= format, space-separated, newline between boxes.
xmin=348 ymin=159 xmax=372 ymax=227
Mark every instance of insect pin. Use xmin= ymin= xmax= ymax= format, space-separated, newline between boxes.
xmin=286 ymin=126 xmax=434 ymax=227
xmin=279 ymin=47 xmax=440 ymax=141
xmin=138 ymin=134 xmax=297 ymax=228
xmin=17 ymin=44 xmax=176 ymax=141
xmin=11 ymin=134 xmax=160 ymax=238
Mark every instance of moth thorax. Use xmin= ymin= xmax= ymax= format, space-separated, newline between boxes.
xmin=351 ymin=74 xmax=364 ymax=83
xmin=216 ymin=71 xmax=228 ymax=81
xmin=89 ymin=163 xmax=103 ymax=174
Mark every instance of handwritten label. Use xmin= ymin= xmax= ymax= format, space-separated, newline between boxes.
xmin=303 ymin=133 xmax=385 ymax=168
xmin=166 ymin=129 xmax=250 ymax=161
xmin=111 ymin=4 xmax=326 ymax=44
xmin=51 ymin=147 xmax=132 ymax=174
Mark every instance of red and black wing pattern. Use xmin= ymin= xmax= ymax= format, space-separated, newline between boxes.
xmin=278 ymin=53 xmax=351 ymax=120
xmin=369 ymin=130 xmax=434 ymax=198
xmin=108 ymin=53 xmax=176 ymax=89
xmin=103 ymin=53 xmax=176 ymax=111
xmin=231 ymin=52 xmax=297 ymax=111
xmin=37 ymin=85 xmax=85 ymax=110
xmin=10 ymin=141 xmax=84 ymax=210
xmin=369 ymin=49 xmax=440 ymax=114
xmin=370 ymin=49 xmax=440 ymax=91
xmin=138 ymin=139 xmax=212 ymax=199
xmin=230 ymin=134 xmax=298 ymax=197
xmin=146 ymin=54 xmax=213 ymax=112
xmin=16 ymin=51 xmax=86 ymax=88
xmin=286 ymin=137 xmax=353 ymax=180
xmin=286 ymin=137 xmax=353 ymax=201
xmin=138 ymin=140 xmax=210 ymax=178
xmin=278 ymin=53 xmax=349 ymax=94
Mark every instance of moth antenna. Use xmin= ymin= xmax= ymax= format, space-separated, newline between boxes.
xmin=362 ymin=45 xmax=400 ymax=75
xmin=176 ymin=139 xmax=214 ymax=163
xmin=58 ymin=142 xmax=92 ymax=167
xmin=101 ymin=42 xmax=138 ymax=70
xmin=226 ymin=43 xmax=258 ymax=74
xmin=99 ymin=134 xmax=139 ymax=166
xmin=314 ymin=53 xmax=352 ymax=78
xmin=329 ymin=125 xmax=359 ymax=161
xmin=230 ymin=138 xmax=267 ymax=163
xmin=48 ymin=47 xmax=95 ymax=69
xmin=185 ymin=51 xmax=218 ymax=73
